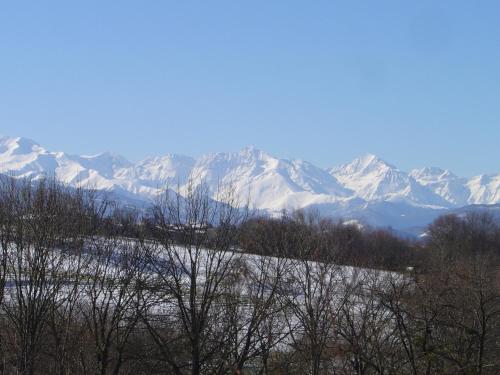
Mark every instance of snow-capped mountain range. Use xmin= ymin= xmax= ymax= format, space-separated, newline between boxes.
xmin=0 ymin=135 xmax=498 ymax=232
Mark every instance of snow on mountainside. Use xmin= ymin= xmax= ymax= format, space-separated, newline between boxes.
xmin=0 ymin=136 xmax=134 ymax=193
xmin=467 ymin=175 xmax=500 ymax=204
xmin=329 ymin=154 xmax=452 ymax=208
xmin=410 ymin=167 xmax=470 ymax=206
xmin=410 ymin=167 xmax=500 ymax=206
xmin=120 ymin=154 xmax=196 ymax=191
xmin=188 ymin=146 xmax=352 ymax=212
xmin=0 ymin=135 xmax=498 ymax=231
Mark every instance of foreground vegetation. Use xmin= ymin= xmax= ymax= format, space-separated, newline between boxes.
xmin=0 ymin=177 xmax=499 ymax=375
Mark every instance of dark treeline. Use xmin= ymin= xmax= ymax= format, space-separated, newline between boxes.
xmin=0 ymin=177 xmax=500 ymax=375
xmin=238 ymin=214 xmax=417 ymax=271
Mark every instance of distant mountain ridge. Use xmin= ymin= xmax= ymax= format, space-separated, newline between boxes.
xmin=0 ymin=135 xmax=498 ymax=232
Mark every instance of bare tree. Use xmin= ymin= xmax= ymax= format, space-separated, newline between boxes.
xmin=280 ymin=212 xmax=350 ymax=375
xmin=0 ymin=177 xmax=20 ymax=374
xmin=142 ymin=182 xmax=246 ymax=375
xmin=42 ymin=189 xmax=108 ymax=375
xmin=337 ymin=269 xmax=406 ymax=375
xmin=220 ymin=252 xmax=291 ymax=374
xmin=1 ymin=179 xmax=89 ymax=374
xmin=415 ymin=255 xmax=500 ymax=375
xmin=80 ymin=229 xmax=151 ymax=375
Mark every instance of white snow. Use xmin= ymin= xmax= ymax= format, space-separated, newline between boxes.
xmin=0 ymin=136 xmax=498 ymax=229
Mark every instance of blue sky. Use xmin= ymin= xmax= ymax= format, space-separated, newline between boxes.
xmin=0 ymin=1 xmax=498 ymax=176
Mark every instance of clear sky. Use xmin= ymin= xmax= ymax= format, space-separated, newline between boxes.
xmin=0 ymin=1 xmax=498 ymax=176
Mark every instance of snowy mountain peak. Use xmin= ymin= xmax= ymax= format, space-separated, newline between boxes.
xmin=199 ymin=146 xmax=271 ymax=164
xmin=467 ymin=174 xmax=500 ymax=204
xmin=134 ymin=152 xmax=195 ymax=166
xmin=333 ymin=153 xmax=394 ymax=175
xmin=74 ymin=152 xmax=132 ymax=180
xmin=411 ymin=166 xmax=445 ymax=178
xmin=409 ymin=167 xmax=469 ymax=206
xmin=239 ymin=145 xmax=260 ymax=155
xmin=0 ymin=136 xmax=44 ymax=156
xmin=410 ymin=167 xmax=458 ymax=182
xmin=132 ymin=154 xmax=196 ymax=188
xmin=79 ymin=151 xmax=131 ymax=167
xmin=0 ymin=135 xmax=498 ymax=230
xmin=329 ymin=154 xmax=451 ymax=207
xmin=358 ymin=153 xmax=386 ymax=165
